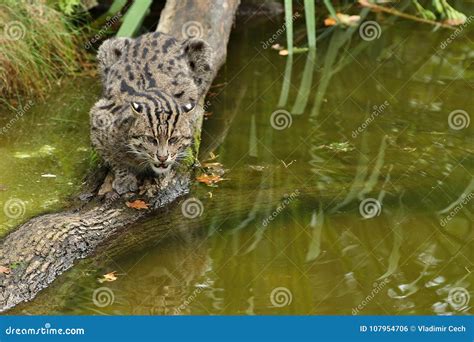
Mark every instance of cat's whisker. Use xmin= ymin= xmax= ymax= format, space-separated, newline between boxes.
xmin=90 ymin=31 xmax=212 ymax=191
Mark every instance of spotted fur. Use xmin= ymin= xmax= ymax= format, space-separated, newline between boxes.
xmin=90 ymin=32 xmax=213 ymax=194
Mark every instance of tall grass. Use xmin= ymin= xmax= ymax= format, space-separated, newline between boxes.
xmin=285 ymin=0 xmax=318 ymax=52
xmin=323 ymin=0 xmax=338 ymax=22
xmin=116 ymin=0 xmax=152 ymax=38
xmin=304 ymin=0 xmax=316 ymax=49
xmin=0 ymin=0 xmax=85 ymax=104
xmin=283 ymin=0 xmax=293 ymax=55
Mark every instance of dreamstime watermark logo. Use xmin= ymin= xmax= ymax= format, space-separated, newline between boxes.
xmin=359 ymin=198 xmax=382 ymax=219
xmin=352 ymin=101 xmax=390 ymax=138
xmin=447 ymin=287 xmax=470 ymax=311
xmin=3 ymin=198 xmax=26 ymax=219
xmin=448 ymin=109 xmax=470 ymax=130
xmin=174 ymin=280 xmax=211 ymax=314
xmin=0 ymin=100 xmax=34 ymax=136
xmin=352 ymin=278 xmax=390 ymax=315
xmin=92 ymin=112 xmax=113 ymax=130
xmin=261 ymin=12 xmax=300 ymax=49
xmin=181 ymin=197 xmax=203 ymax=219
xmin=84 ymin=13 xmax=123 ymax=49
xmin=359 ymin=21 xmax=381 ymax=41
xmin=440 ymin=192 xmax=473 ymax=227
xmin=92 ymin=287 xmax=115 ymax=307
xmin=270 ymin=287 xmax=293 ymax=307
xmin=262 ymin=190 xmax=299 ymax=226
xmin=3 ymin=20 xmax=26 ymax=41
xmin=440 ymin=16 xmax=474 ymax=49
xmin=4 ymin=322 xmax=85 ymax=336
xmin=203 ymin=99 xmax=212 ymax=112
xmin=181 ymin=21 xmax=204 ymax=39
xmin=270 ymin=109 xmax=292 ymax=130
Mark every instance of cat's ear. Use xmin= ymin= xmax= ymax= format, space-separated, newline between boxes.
xmin=97 ymin=37 xmax=131 ymax=78
xmin=182 ymin=38 xmax=213 ymax=97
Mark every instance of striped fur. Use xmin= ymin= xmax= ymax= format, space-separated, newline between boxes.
xmin=90 ymin=32 xmax=213 ymax=194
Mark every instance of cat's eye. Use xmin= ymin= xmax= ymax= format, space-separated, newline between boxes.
xmin=182 ymin=103 xmax=195 ymax=113
xmin=169 ymin=137 xmax=179 ymax=144
xmin=131 ymin=102 xmax=143 ymax=114
xmin=146 ymin=136 xmax=157 ymax=145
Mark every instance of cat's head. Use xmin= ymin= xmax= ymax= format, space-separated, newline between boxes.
xmin=92 ymin=33 xmax=212 ymax=174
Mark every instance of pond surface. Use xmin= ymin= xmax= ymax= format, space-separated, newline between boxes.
xmin=3 ymin=10 xmax=473 ymax=315
xmin=0 ymin=78 xmax=99 ymax=237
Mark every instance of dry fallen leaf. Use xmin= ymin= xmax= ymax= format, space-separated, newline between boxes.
xmin=202 ymin=162 xmax=227 ymax=176
xmin=249 ymin=165 xmax=266 ymax=172
xmin=325 ymin=13 xmax=361 ymax=27
xmin=204 ymin=152 xmax=219 ymax=162
xmin=0 ymin=266 xmax=11 ymax=275
xmin=202 ymin=162 xmax=223 ymax=169
xmin=444 ymin=18 xmax=466 ymax=26
xmin=279 ymin=49 xmax=289 ymax=56
xmin=198 ymin=153 xmax=227 ymax=186
xmin=271 ymin=43 xmax=283 ymax=51
xmin=98 ymin=271 xmax=118 ymax=283
xmin=126 ymin=200 xmax=149 ymax=210
xmin=324 ymin=17 xmax=337 ymax=26
xmin=98 ymin=173 xmax=114 ymax=196
xmin=196 ymin=174 xmax=225 ymax=186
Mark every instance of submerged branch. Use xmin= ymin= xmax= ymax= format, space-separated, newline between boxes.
xmin=358 ymin=0 xmax=456 ymax=29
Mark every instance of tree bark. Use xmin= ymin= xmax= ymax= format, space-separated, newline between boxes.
xmin=0 ymin=0 xmax=240 ymax=313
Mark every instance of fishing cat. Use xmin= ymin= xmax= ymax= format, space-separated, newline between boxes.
xmin=90 ymin=32 xmax=213 ymax=194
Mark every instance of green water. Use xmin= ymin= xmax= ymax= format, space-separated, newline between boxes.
xmin=2 ymin=14 xmax=473 ymax=315
xmin=0 ymin=79 xmax=100 ymax=236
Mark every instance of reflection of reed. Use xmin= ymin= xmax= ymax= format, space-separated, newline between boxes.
xmin=291 ymin=49 xmax=316 ymax=115
xmin=277 ymin=54 xmax=293 ymax=108
xmin=211 ymin=16 xmax=474 ymax=314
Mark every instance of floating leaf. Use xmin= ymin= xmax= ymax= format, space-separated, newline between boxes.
xmin=324 ymin=17 xmax=337 ymax=26
xmin=202 ymin=162 xmax=223 ymax=169
xmin=204 ymin=152 xmax=219 ymax=162
xmin=98 ymin=271 xmax=118 ymax=283
xmin=317 ymin=141 xmax=355 ymax=152
xmin=271 ymin=43 xmax=284 ymax=51
xmin=249 ymin=165 xmax=265 ymax=172
xmin=126 ymin=200 xmax=149 ymax=210
xmin=325 ymin=13 xmax=360 ymax=27
xmin=14 ymin=152 xmax=32 ymax=159
xmin=202 ymin=162 xmax=227 ymax=177
xmin=196 ymin=174 xmax=225 ymax=186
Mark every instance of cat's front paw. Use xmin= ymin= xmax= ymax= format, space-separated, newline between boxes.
xmin=112 ymin=169 xmax=138 ymax=195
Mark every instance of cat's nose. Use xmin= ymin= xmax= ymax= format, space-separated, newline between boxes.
xmin=157 ymin=155 xmax=168 ymax=163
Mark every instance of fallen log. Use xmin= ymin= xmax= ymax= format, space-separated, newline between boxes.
xmin=0 ymin=0 xmax=240 ymax=313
